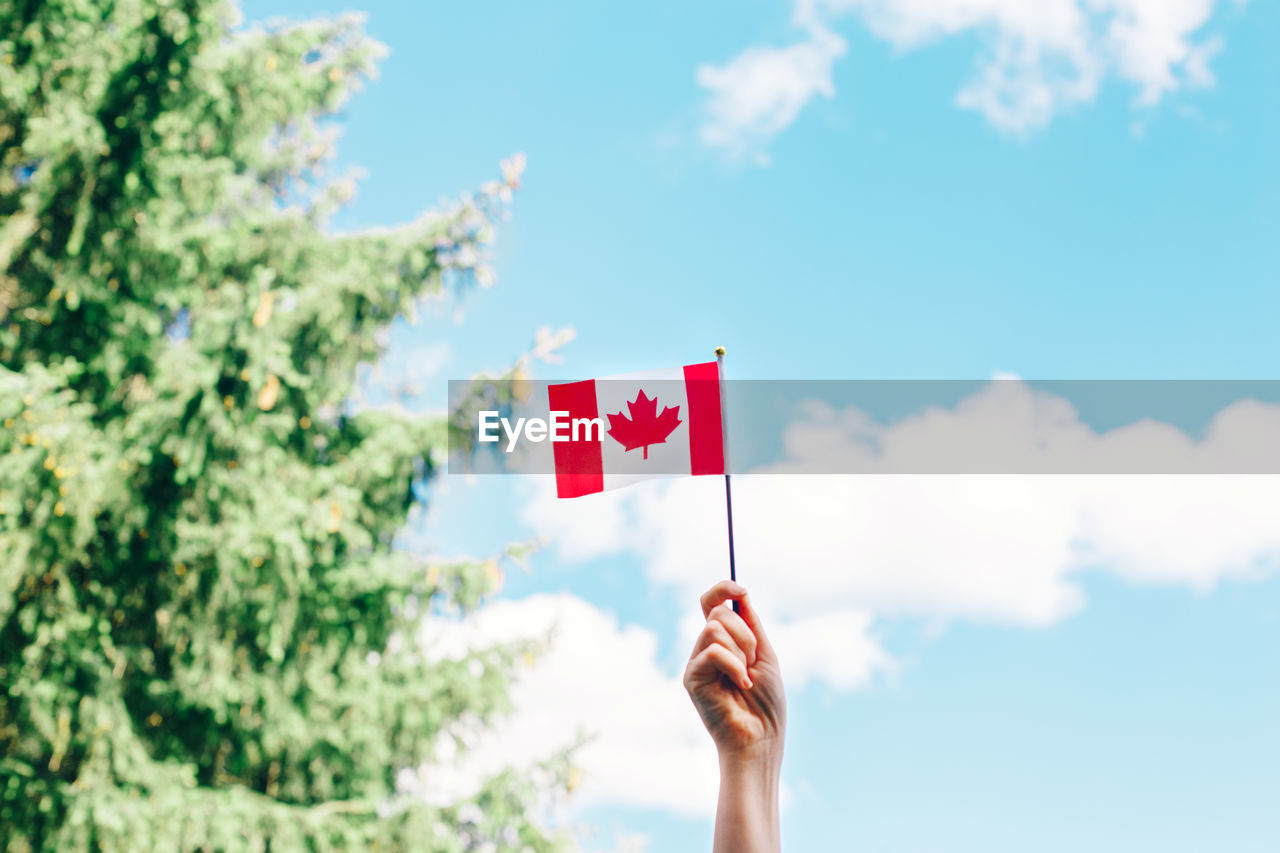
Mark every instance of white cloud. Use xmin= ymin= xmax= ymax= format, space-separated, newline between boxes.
xmin=525 ymin=381 xmax=1280 ymax=634
xmin=423 ymin=382 xmax=1280 ymax=822
xmin=415 ymin=593 xmax=723 ymax=818
xmin=769 ymin=607 xmax=892 ymax=690
xmin=696 ymin=24 xmax=847 ymax=163
xmin=591 ymin=831 xmax=651 ymax=853
xmin=410 ymin=589 xmax=888 ymax=819
xmin=699 ymin=0 xmax=1234 ymax=152
xmin=770 ymin=384 xmax=1280 ymax=475
xmin=1183 ymin=35 xmax=1224 ymax=89
xmin=1102 ymin=0 xmax=1221 ymax=103
xmin=526 ymin=475 xmax=1087 ymax=629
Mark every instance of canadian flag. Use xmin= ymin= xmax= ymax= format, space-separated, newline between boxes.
xmin=549 ymin=361 xmax=726 ymax=498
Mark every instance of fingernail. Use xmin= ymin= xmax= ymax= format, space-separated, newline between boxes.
xmin=742 ymin=676 xmax=753 ymax=689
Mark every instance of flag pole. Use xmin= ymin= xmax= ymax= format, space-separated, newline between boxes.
xmin=715 ymin=347 xmax=738 ymax=611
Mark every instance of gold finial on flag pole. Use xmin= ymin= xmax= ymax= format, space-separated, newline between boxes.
xmin=715 ymin=346 xmax=726 ymax=357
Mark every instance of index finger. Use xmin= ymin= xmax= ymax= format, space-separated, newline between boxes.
xmin=700 ymin=580 xmax=746 ymax=618
xmin=699 ymin=581 xmax=775 ymax=656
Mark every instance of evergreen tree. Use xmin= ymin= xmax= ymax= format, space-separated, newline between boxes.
xmin=0 ymin=1 xmax=568 ymax=849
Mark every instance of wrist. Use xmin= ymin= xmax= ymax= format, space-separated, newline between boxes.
xmin=718 ymin=737 xmax=784 ymax=774
xmin=718 ymin=739 xmax=783 ymax=814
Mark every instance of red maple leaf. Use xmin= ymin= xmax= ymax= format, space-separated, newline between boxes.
xmin=606 ymin=390 xmax=682 ymax=459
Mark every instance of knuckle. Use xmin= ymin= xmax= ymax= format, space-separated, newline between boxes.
xmin=682 ymin=656 xmax=700 ymax=685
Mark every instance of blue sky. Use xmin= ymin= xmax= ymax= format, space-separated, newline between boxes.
xmin=243 ymin=1 xmax=1280 ymax=849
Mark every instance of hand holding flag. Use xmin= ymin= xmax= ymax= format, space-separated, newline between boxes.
xmin=684 ymin=581 xmax=785 ymax=758
xmin=685 ymin=580 xmax=785 ymax=853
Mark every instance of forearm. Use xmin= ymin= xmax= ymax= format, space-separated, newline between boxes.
xmin=713 ymin=746 xmax=783 ymax=853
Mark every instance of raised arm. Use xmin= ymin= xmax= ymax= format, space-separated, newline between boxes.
xmin=684 ymin=581 xmax=786 ymax=853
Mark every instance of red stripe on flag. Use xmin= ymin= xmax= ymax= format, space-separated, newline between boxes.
xmin=548 ymin=379 xmax=604 ymax=498
xmin=683 ymin=361 xmax=725 ymax=476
